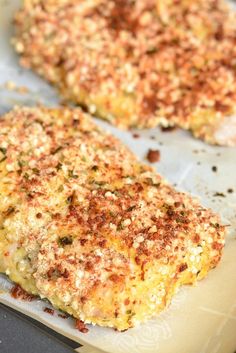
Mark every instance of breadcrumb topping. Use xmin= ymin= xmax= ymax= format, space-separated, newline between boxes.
xmin=13 ymin=0 xmax=236 ymax=144
xmin=0 ymin=107 xmax=225 ymax=330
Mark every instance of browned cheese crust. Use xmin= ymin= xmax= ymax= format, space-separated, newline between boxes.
xmin=13 ymin=0 xmax=236 ymax=145
xmin=0 ymin=107 xmax=225 ymax=330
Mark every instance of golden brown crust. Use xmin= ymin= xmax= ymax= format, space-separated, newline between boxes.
xmin=0 ymin=107 xmax=225 ymax=330
xmin=13 ymin=0 xmax=236 ymax=145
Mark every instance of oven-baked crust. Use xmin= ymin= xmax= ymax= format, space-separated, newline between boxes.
xmin=0 ymin=107 xmax=225 ymax=330
xmin=13 ymin=0 xmax=236 ymax=145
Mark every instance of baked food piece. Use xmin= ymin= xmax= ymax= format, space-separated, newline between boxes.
xmin=0 ymin=107 xmax=225 ymax=330
xmin=13 ymin=0 xmax=236 ymax=145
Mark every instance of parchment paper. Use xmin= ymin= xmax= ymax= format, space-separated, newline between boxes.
xmin=0 ymin=1 xmax=236 ymax=353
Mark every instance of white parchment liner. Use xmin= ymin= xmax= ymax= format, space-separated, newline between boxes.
xmin=0 ymin=1 xmax=236 ymax=352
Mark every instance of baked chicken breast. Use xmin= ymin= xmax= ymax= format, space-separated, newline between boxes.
xmin=13 ymin=0 xmax=236 ymax=145
xmin=0 ymin=107 xmax=225 ymax=330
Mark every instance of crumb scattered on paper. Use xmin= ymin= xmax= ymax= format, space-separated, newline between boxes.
xmin=10 ymin=284 xmax=35 ymax=301
xmin=147 ymin=149 xmax=160 ymax=163
xmin=212 ymin=166 xmax=218 ymax=172
xmin=75 ymin=319 xmax=89 ymax=334
xmin=213 ymin=192 xmax=226 ymax=198
xmin=44 ymin=307 xmax=55 ymax=315
xmin=4 ymin=80 xmax=29 ymax=94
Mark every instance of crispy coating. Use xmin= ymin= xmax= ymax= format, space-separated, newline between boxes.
xmin=13 ymin=0 xmax=236 ymax=145
xmin=0 ymin=107 xmax=225 ymax=330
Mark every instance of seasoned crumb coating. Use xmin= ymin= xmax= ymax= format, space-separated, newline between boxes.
xmin=13 ymin=0 xmax=236 ymax=145
xmin=0 ymin=107 xmax=225 ymax=330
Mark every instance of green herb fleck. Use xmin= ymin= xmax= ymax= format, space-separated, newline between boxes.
xmin=4 ymin=206 xmax=15 ymax=217
xmin=23 ymin=173 xmax=30 ymax=180
xmin=32 ymin=168 xmax=40 ymax=175
xmin=56 ymin=162 xmax=63 ymax=171
xmin=127 ymin=205 xmax=135 ymax=212
xmin=0 ymin=147 xmax=7 ymax=155
xmin=146 ymin=47 xmax=157 ymax=55
xmin=176 ymin=217 xmax=184 ymax=223
xmin=146 ymin=178 xmax=160 ymax=187
xmin=52 ymin=146 xmax=63 ymax=155
xmin=58 ymin=236 xmax=73 ymax=246
xmin=18 ymin=160 xmax=26 ymax=168
xmin=117 ymin=222 xmax=125 ymax=231
xmin=58 ymin=185 xmax=64 ymax=192
xmin=68 ymin=170 xmax=78 ymax=179
xmin=0 ymin=156 xmax=7 ymax=163
xmin=91 ymin=165 xmax=98 ymax=171
xmin=211 ymin=222 xmax=220 ymax=229
xmin=67 ymin=191 xmax=76 ymax=204
xmin=109 ymin=211 xmax=116 ymax=217
xmin=94 ymin=181 xmax=106 ymax=186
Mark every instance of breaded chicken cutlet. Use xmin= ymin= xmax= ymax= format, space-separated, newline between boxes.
xmin=13 ymin=0 xmax=236 ymax=145
xmin=0 ymin=107 xmax=225 ymax=330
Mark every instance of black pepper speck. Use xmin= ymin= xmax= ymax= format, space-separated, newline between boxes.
xmin=212 ymin=166 xmax=217 ymax=172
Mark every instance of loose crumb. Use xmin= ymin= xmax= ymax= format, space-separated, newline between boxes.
xmin=10 ymin=284 xmax=35 ymax=301
xmin=161 ymin=126 xmax=177 ymax=132
xmin=16 ymin=86 xmax=29 ymax=94
xmin=212 ymin=166 xmax=217 ymax=172
xmin=4 ymin=81 xmax=16 ymax=91
xmin=213 ymin=192 xmax=225 ymax=197
xmin=227 ymin=188 xmax=234 ymax=194
xmin=58 ymin=313 xmax=68 ymax=319
xmin=4 ymin=81 xmax=29 ymax=94
xmin=147 ymin=149 xmax=160 ymax=163
xmin=43 ymin=307 xmax=55 ymax=315
xmin=75 ymin=319 xmax=89 ymax=333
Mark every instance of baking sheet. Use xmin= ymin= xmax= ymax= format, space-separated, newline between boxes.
xmin=0 ymin=1 xmax=236 ymax=353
